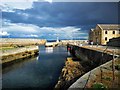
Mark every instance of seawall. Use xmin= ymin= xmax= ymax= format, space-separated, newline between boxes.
xmin=68 ymin=45 xmax=119 ymax=70
xmin=68 ymin=57 xmax=120 ymax=89
xmin=55 ymin=57 xmax=85 ymax=89
xmin=67 ymin=45 xmax=120 ymax=89
xmin=1 ymin=46 xmax=39 ymax=66
xmin=54 ymin=44 xmax=120 ymax=89
xmin=0 ymin=38 xmax=46 ymax=47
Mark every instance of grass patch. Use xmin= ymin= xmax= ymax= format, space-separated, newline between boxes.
xmin=115 ymin=64 xmax=120 ymax=70
xmin=0 ymin=47 xmax=15 ymax=50
xmin=92 ymin=82 xmax=107 ymax=89
xmin=102 ymin=77 xmax=111 ymax=81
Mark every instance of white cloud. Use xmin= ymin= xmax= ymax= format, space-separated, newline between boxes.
xmin=39 ymin=26 xmax=84 ymax=39
xmin=2 ymin=19 xmax=87 ymax=39
xmin=0 ymin=31 xmax=10 ymax=36
xmin=27 ymin=34 xmax=38 ymax=37
xmin=40 ymin=26 xmax=80 ymax=33
xmin=0 ymin=0 xmax=39 ymax=12
xmin=44 ymin=0 xmax=53 ymax=3
xmin=2 ymin=20 xmax=39 ymax=34
xmin=0 ymin=0 xmax=55 ymax=12
xmin=17 ymin=12 xmax=30 ymax=17
xmin=0 ymin=0 xmax=118 ymax=12
xmin=21 ymin=34 xmax=38 ymax=37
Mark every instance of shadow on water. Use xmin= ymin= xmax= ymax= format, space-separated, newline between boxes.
xmin=2 ymin=45 xmax=68 ymax=89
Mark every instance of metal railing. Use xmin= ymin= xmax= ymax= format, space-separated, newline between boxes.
xmin=83 ymin=45 xmax=118 ymax=88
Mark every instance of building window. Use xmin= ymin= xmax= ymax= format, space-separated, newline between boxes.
xmin=113 ymin=31 xmax=115 ymax=34
xmin=98 ymin=31 xmax=100 ymax=35
xmin=105 ymin=31 xmax=107 ymax=34
xmin=105 ymin=37 xmax=107 ymax=41
xmin=95 ymin=32 xmax=97 ymax=35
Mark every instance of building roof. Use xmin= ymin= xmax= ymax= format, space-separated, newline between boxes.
xmin=98 ymin=24 xmax=120 ymax=30
xmin=90 ymin=28 xmax=94 ymax=31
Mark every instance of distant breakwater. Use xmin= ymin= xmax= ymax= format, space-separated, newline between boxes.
xmin=0 ymin=38 xmax=46 ymax=47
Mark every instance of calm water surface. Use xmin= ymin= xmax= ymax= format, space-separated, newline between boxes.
xmin=2 ymin=46 xmax=68 ymax=89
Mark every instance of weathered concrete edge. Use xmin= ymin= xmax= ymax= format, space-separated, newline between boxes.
xmin=1 ymin=46 xmax=39 ymax=64
xmin=68 ymin=57 xmax=119 ymax=89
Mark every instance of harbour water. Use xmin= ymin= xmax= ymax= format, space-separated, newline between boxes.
xmin=2 ymin=46 xmax=68 ymax=89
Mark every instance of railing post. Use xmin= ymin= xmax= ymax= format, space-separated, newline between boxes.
xmin=112 ymin=49 xmax=115 ymax=87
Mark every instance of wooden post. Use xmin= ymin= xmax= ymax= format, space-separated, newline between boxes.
xmin=112 ymin=49 xmax=115 ymax=87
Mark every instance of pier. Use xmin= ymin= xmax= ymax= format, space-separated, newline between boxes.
xmin=65 ymin=43 xmax=120 ymax=89
xmin=1 ymin=1 xmax=119 ymax=89
xmin=1 ymin=39 xmax=120 ymax=89
xmin=0 ymin=38 xmax=46 ymax=65
xmin=1 ymin=45 xmax=39 ymax=65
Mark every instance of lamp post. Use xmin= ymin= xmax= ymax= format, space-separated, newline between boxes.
xmin=91 ymin=41 xmax=93 ymax=47
xmin=96 ymin=37 xmax=98 ymax=47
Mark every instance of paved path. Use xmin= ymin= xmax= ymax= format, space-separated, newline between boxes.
xmin=70 ymin=44 xmax=120 ymax=56
xmin=81 ymin=45 xmax=120 ymax=55
xmin=68 ymin=57 xmax=120 ymax=89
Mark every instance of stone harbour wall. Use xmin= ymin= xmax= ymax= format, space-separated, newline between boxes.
xmin=0 ymin=38 xmax=46 ymax=47
xmin=1 ymin=46 xmax=39 ymax=65
xmin=55 ymin=57 xmax=84 ymax=89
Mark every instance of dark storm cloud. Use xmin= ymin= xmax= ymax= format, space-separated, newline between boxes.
xmin=2 ymin=2 xmax=118 ymax=39
xmin=2 ymin=2 xmax=118 ymax=27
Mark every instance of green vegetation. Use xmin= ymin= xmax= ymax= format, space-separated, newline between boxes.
xmin=102 ymin=77 xmax=111 ymax=81
xmin=92 ymin=83 xmax=107 ymax=89
xmin=13 ymin=45 xmax=24 ymax=48
xmin=115 ymin=64 xmax=120 ymax=70
xmin=0 ymin=47 xmax=15 ymax=50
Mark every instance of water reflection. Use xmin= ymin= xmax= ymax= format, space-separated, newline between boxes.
xmin=2 ymin=46 xmax=67 ymax=89
xmin=45 ymin=47 xmax=53 ymax=53
xmin=2 ymin=56 xmax=38 ymax=74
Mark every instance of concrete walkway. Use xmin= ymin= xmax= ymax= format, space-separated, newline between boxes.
xmin=1 ymin=46 xmax=39 ymax=57
xmin=72 ymin=44 xmax=120 ymax=56
xmin=82 ymin=45 xmax=120 ymax=55
xmin=68 ymin=57 xmax=120 ymax=89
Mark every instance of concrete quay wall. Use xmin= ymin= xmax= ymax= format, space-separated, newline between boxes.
xmin=69 ymin=45 xmax=113 ymax=69
xmin=67 ymin=45 xmax=119 ymax=89
xmin=1 ymin=46 xmax=39 ymax=65
xmin=68 ymin=57 xmax=120 ymax=89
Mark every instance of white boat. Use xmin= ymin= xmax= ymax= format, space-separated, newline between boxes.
xmin=45 ymin=42 xmax=54 ymax=47
xmin=45 ymin=42 xmax=58 ymax=47
xmin=45 ymin=37 xmax=59 ymax=47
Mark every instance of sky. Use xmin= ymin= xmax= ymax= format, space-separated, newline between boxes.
xmin=0 ymin=0 xmax=119 ymax=40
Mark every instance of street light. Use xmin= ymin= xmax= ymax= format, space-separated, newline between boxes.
xmin=96 ymin=37 xmax=98 ymax=47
